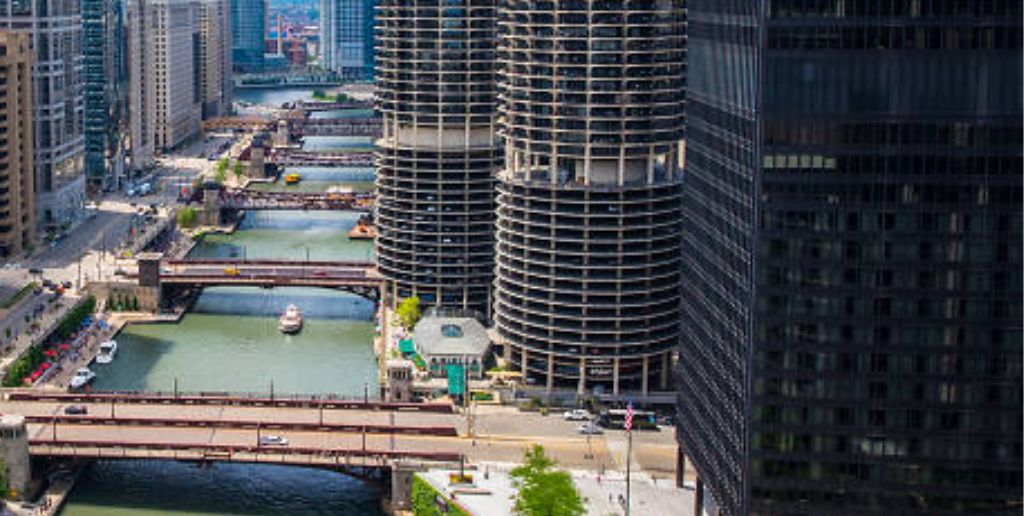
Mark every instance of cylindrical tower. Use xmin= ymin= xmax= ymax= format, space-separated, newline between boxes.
xmin=495 ymin=0 xmax=685 ymax=394
xmin=375 ymin=0 xmax=501 ymax=315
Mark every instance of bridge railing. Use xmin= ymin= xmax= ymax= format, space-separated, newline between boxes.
xmin=6 ymin=390 xmax=452 ymax=413
xmin=30 ymin=440 xmax=463 ymax=463
xmin=20 ymin=414 xmax=458 ymax=436
xmin=164 ymin=259 xmax=374 ymax=267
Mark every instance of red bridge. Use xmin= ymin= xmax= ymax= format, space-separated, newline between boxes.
xmin=158 ymin=259 xmax=380 ymax=301
xmin=1 ymin=390 xmax=463 ymax=472
xmin=266 ymin=149 xmax=374 ymax=167
xmin=219 ymin=188 xmax=374 ymax=211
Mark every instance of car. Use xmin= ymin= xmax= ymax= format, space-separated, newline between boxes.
xmin=63 ymin=405 xmax=88 ymax=415
xmin=259 ymin=435 xmax=288 ymax=446
xmin=311 ymin=270 xmax=328 ymax=277
xmin=563 ymin=409 xmax=591 ymax=421
xmin=61 ymin=281 xmax=72 ymax=289
xmin=28 ymin=267 xmax=43 ymax=275
xmin=578 ymin=423 xmax=604 ymax=435
xmin=224 ymin=267 xmax=241 ymax=276
xmin=41 ymin=279 xmax=55 ymax=288
xmin=114 ymin=269 xmax=127 ymax=276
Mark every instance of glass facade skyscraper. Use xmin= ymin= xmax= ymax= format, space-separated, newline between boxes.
xmin=83 ymin=0 xmax=128 ymax=193
xmin=678 ymin=1 xmax=1023 ymax=515
xmin=320 ymin=0 xmax=373 ymax=80
xmin=230 ymin=0 xmax=265 ymax=71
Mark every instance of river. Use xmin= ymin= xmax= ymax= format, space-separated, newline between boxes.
xmin=60 ymin=94 xmax=384 ymax=515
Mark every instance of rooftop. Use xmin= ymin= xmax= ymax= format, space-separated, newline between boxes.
xmin=412 ymin=316 xmax=490 ymax=357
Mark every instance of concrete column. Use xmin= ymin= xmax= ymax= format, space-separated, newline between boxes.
xmin=676 ymin=448 xmax=686 ymax=488
xmin=642 ymin=356 xmax=649 ymax=395
xmin=577 ymin=356 xmax=586 ymax=396
xmin=612 ymin=357 xmax=620 ymax=397
xmin=136 ymin=252 xmax=164 ymax=288
xmin=546 ymin=352 xmax=554 ymax=393
xmin=695 ymin=476 xmax=704 ymax=516
xmin=0 ymin=415 xmax=31 ymax=500
xmin=660 ymin=353 xmax=670 ymax=390
xmin=390 ymin=467 xmax=415 ymax=511
xmin=520 ymin=348 xmax=528 ymax=378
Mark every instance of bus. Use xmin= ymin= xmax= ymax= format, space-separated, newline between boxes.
xmin=597 ymin=408 xmax=659 ymax=430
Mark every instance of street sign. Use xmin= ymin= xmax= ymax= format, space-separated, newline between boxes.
xmin=447 ymin=364 xmax=465 ymax=396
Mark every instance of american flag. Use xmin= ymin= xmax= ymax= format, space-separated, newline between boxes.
xmin=624 ymin=401 xmax=634 ymax=432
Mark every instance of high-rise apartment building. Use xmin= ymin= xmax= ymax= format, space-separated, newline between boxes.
xmin=0 ymin=32 xmax=35 ymax=257
xmin=320 ymin=0 xmax=373 ymax=80
xmin=126 ymin=0 xmax=156 ymax=174
xmin=199 ymin=0 xmax=232 ymax=118
xmin=231 ymin=0 xmax=265 ymax=72
xmin=493 ymin=0 xmax=685 ymax=395
xmin=375 ymin=0 xmax=501 ymax=315
xmin=0 ymin=0 xmax=85 ymax=229
xmin=678 ymin=2 xmax=1023 ymax=515
xmin=150 ymin=0 xmax=202 ymax=152
xmin=83 ymin=0 xmax=128 ymax=193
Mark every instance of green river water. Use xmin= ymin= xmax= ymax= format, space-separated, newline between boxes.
xmin=60 ymin=96 xmax=386 ymax=515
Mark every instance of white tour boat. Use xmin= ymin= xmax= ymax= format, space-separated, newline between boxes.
xmin=95 ymin=340 xmax=118 ymax=364
xmin=69 ymin=367 xmax=97 ymax=390
xmin=278 ymin=304 xmax=303 ymax=334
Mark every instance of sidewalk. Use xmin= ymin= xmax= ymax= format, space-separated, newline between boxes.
xmin=0 ymin=296 xmax=78 ymax=378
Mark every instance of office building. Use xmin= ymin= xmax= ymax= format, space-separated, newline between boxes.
xmin=320 ymin=0 xmax=373 ymax=80
xmin=678 ymin=2 xmax=1023 ymax=515
xmin=375 ymin=0 xmax=500 ymax=315
xmin=0 ymin=0 xmax=85 ymax=229
xmin=0 ymin=32 xmax=35 ymax=257
xmin=231 ymin=0 xmax=265 ymax=71
xmin=150 ymin=0 xmax=202 ymax=152
xmin=83 ymin=0 xmax=128 ymax=194
xmin=126 ymin=0 xmax=156 ymax=173
xmin=199 ymin=0 xmax=232 ymax=118
xmin=493 ymin=0 xmax=685 ymax=395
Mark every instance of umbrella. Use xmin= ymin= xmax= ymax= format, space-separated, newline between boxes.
xmin=40 ymin=362 xmax=50 ymax=370
xmin=59 ymin=344 xmax=71 ymax=350
xmin=43 ymin=349 xmax=57 ymax=357
xmin=30 ymin=370 xmax=42 ymax=380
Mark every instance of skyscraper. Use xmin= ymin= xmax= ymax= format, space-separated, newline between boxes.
xmin=230 ymin=0 xmax=265 ymax=72
xmin=0 ymin=32 xmax=36 ymax=257
xmin=493 ymin=0 xmax=686 ymax=395
xmin=320 ymin=0 xmax=373 ymax=80
xmin=199 ymin=0 xmax=232 ymax=118
xmin=126 ymin=0 xmax=156 ymax=174
xmin=83 ymin=0 xmax=128 ymax=194
xmin=375 ymin=0 xmax=501 ymax=315
xmin=150 ymin=0 xmax=203 ymax=152
xmin=0 ymin=0 xmax=85 ymax=229
xmin=678 ymin=2 xmax=1023 ymax=515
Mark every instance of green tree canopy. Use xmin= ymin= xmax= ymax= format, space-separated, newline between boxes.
xmin=396 ymin=296 xmax=421 ymax=330
xmin=233 ymin=160 xmax=245 ymax=177
xmin=177 ymin=206 xmax=197 ymax=228
xmin=510 ymin=445 xmax=585 ymax=516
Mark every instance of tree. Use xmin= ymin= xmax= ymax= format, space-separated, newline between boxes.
xmin=395 ymin=296 xmax=421 ymax=330
xmin=177 ymin=206 xmax=197 ymax=228
xmin=510 ymin=445 xmax=585 ymax=516
xmin=233 ymin=160 xmax=245 ymax=177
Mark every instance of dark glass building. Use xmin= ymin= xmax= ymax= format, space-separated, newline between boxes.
xmin=231 ymin=0 xmax=265 ymax=71
xmin=678 ymin=1 xmax=1023 ymax=515
xmin=83 ymin=0 xmax=128 ymax=194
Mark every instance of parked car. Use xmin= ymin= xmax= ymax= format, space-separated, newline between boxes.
xmin=563 ymin=409 xmax=591 ymax=421
xmin=577 ymin=423 xmax=604 ymax=435
xmin=63 ymin=405 xmax=88 ymax=415
xmin=259 ymin=435 xmax=288 ymax=446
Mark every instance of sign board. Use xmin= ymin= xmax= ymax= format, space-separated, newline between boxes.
xmin=447 ymin=364 xmax=465 ymax=396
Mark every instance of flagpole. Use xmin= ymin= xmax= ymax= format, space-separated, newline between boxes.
xmin=626 ymin=427 xmax=632 ymax=516
xmin=625 ymin=400 xmax=633 ymax=516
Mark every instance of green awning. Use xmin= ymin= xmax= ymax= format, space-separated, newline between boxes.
xmin=398 ymin=338 xmax=415 ymax=354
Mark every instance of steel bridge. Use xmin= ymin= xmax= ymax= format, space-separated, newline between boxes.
xmin=219 ymin=188 xmax=374 ymax=211
xmin=157 ymin=259 xmax=380 ymax=301
xmin=266 ymin=149 xmax=375 ymax=167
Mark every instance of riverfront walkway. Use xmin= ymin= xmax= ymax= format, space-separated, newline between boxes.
xmin=219 ymin=188 xmax=374 ymax=211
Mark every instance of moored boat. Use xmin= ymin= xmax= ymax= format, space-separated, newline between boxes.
xmin=95 ymin=340 xmax=118 ymax=364
xmin=278 ymin=304 xmax=303 ymax=334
